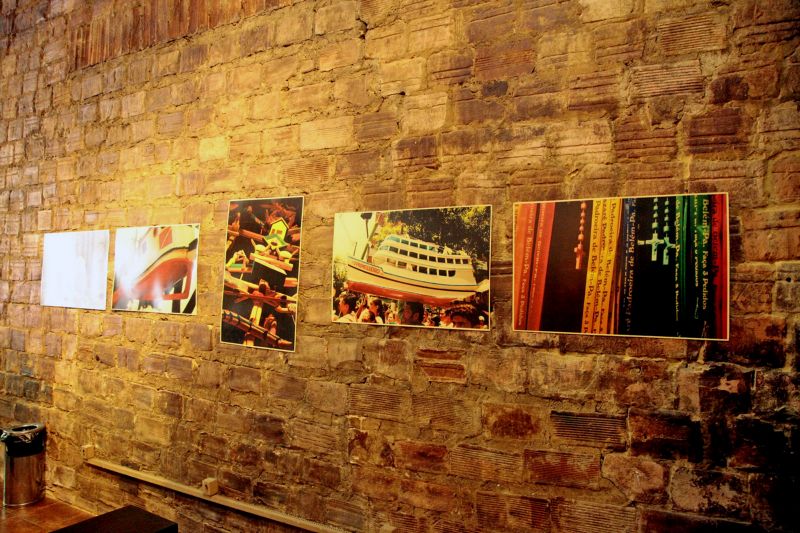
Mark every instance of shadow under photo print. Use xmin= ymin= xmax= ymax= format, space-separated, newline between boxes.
xmin=513 ymin=193 xmax=729 ymax=341
xmin=332 ymin=205 xmax=491 ymax=330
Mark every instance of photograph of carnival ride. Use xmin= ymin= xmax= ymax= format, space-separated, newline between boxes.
xmin=332 ymin=205 xmax=491 ymax=330
xmin=112 ymin=224 xmax=200 ymax=314
xmin=221 ymin=197 xmax=302 ymax=351
xmin=41 ymin=230 xmax=110 ymax=310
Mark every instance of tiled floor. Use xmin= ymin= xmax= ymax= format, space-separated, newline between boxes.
xmin=0 ymin=497 xmax=93 ymax=533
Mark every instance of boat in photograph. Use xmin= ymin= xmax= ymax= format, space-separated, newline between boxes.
xmin=345 ymin=234 xmax=478 ymax=306
xmin=112 ymin=225 xmax=197 ymax=306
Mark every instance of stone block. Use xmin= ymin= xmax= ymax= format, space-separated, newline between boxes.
xmin=450 ymin=445 xmax=522 ymax=483
xmin=394 ymin=440 xmax=448 ymax=473
xmin=685 ymin=106 xmax=750 ymax=157
xmin=428 ymin=51 xmax=472 ymax=86
xmin=705 ymin=316 xmax=786 ymax=367
xmin=134 ymin=415 xmax=173 ymax=446
xmin=658 ymin=12 xmax=727 ymax=56
xmin=474 ymin=39 xmax=534 ymax=81
xmin=335 ymin=150 xmax=380 ymax=177
xmin=307 ymin=380 xmax=347 ymax=415
xmin=770 ymin=155 xmax=800 ymax=203
xmin=579 ymin=0 xmax=633 ymax=21
xmin=602 ymin=453 xmax=667 ymax=502
xmin=290 ymin=420 xmax=338 ymax=454
xmin=740 ymin=207 xmax=800 ymax=262
xmin=392 ymin=135 xmax=438 ymax=171
xmin=670 ymin=467 xmax=749 ymax=519
xmin=525 ymin=449 xmax=601 ymax=489
xmin=379 ymin=58 xmax=425 ymax=96
xmin=253 ymin=414 xmax=285 ymax=443
xmin=365 ymin=22 xmax=407 ymax=60
xmin=285 ymin=82 xmax=331 ymax=113
xmin=315 ymin=2 xmax=357 ymax=34
xmin=318 ymin=39 xmax=361 ymax=72
xmin=119 ymin=93 xmax=146 ymax=123
xmin=413 ymin=393 xmax=475 ymax=432
xmin=275 ymin=6 xmax=312 ymax=46
xmin=698 ymin=364 xmax=755 ymax=415
xmin=355 ymin=111 xmax=397 ymax=142
xmin=478 ymin=491 xmax=550 ymax=532
xmin=402 ymin=92 xmax=447 ymax=134
xmin=568 ymin=69 xmax=619 ymax=112
xmin=551 ymin=499 xmax=637 ymax=533
xmin=352 ymin=467 xmax=399 ymax=501
xmin=299 ymin=116 xmax=353 ymax=150
xmin=333 ymin=75 xmax=370 ymax=107
xmin=229 ymin=366 xmax=261 ymax=393
xmin=688 ymin=159 xmax=764 ymax=207
xmin=614 ymin=114 xmax=676 ymax=161
xmin=550 ymin=411 xmax=627 ymax=449
xmin=325 ymin=499 xmax=364 ymax=531
xmin=262 ymin=55 xmax=299 ymax=88
xmin=196 ymin=360 xmax=223 ymax=387
xmin=482 ymin=402 xmax=545 ymax=440
xmin=348 ymin=385 xmax=405 ymax=421
xmin=630 ymin=61 xmax=703 ymax=99
xmin=629 ymin=408 xmax=703 ymax=461
xmin=399 ymin=478 xmax=457 ymax=512
xmin=640 ymin=509 xmax=756 ymax=533
xmin=409 ymin=14 xmax=452 ymax=54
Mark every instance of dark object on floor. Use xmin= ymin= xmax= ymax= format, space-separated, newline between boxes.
xmin=50 ymin=504 xmax=178 ymax=532
xmin=1 ymin=422 xmax=47 ymax=507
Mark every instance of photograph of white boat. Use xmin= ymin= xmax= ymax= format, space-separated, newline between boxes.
xmin=112 ymin=224 xmax=200 ymax=314
xmin=332 ymin=206 xmax=491 ymax=330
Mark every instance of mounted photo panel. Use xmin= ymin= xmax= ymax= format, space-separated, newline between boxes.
xmin=112 ymin=224 xmax=200 ymax=314
xmin=221 ymin=197 xmax=303 ymax=352
xmin=513 ymin=193 xmax=729 ymax=340
xmin=41 ymin=230 xmax=110 ymax=310
xmin=332 ymin=205 xmax=492 ymax=330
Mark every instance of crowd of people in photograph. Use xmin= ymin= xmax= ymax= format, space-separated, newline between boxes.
xmin=333 ymin=290 xmax=489 ymax=329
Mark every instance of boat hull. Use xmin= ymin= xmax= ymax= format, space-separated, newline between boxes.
xmin=113 ymin=248 xmax=194 ymax=305
xmin=346 ymin=258 xmax=476 ymax=306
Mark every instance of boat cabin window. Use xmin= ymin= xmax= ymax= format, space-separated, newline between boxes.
xmin=437 ymin=257 xmax=445 ymax=263
xmin=410 ymin=252 xmax=418 ymax=259
xmin=389 ymin=246 xmax=399 ymax=253
xmin=449 ymin=270 xmax=455 ymax=276
xmin=398 ymin=261 xmax=407 ymax=268
xmin=419 ymin=266 xmax=428 ymax=274
xmin=447 ymin=258 xmax=453 ymax=263
xmin=400 ymin=249 xmax=408 ymax=256
xmin=419 ymin=254 xmax=428 ymax=261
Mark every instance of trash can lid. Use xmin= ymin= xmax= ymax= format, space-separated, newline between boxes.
xmin=1 ymin=422 xmax=45 ymax=444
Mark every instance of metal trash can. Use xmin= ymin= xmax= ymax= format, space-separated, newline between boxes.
xmin=1 ymin=423 xmax=46 ymax=507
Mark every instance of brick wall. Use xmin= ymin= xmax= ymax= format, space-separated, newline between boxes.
xmin=1 ymin=0 xmax=798 ymax=531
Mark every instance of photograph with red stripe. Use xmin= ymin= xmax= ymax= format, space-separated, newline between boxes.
xmin=332 ymin=205 xmax=491 ymax=330
xmin=112 ymin=224 xmax=200 ymax=315
xmin=513 ymin=193 xmax=729 ymax=340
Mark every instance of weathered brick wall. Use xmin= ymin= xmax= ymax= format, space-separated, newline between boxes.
xmin=1 ymin=0 xmax=798 ymax=531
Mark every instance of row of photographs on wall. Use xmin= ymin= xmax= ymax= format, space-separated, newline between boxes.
xmin=40 ymin=193 xmax=730 ymax=352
